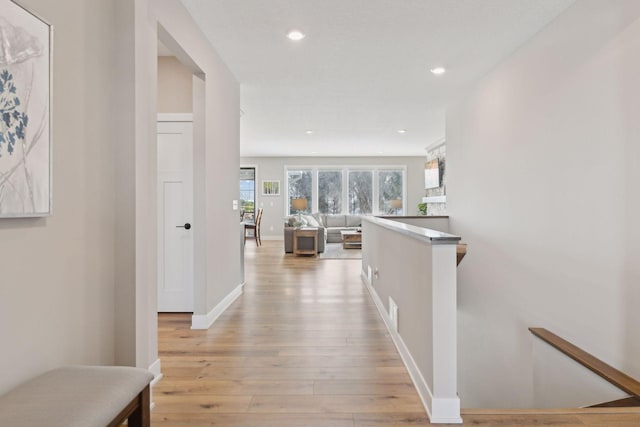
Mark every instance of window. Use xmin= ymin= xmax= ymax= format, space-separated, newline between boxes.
xmin=239 ymin=167 xmax=255 ymax=219
xmin=378 ymin=170 xmax=404 ymax=215
xmin=318 ymin=170 xmax=342 ymax=214
xmin=285 ymin=166 xmax=405 ymax=216
xmin=348 ymin=170 xmax=373 ymax=215
xmin=287 ymin=169 xmax=313 ymax=215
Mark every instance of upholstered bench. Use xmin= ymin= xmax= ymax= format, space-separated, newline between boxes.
xmin=0 ymin=365 xmax=154 ymax=427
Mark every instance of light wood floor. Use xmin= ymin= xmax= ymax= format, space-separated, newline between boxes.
xmin=152 ymin=241 xmax=640 ymax=426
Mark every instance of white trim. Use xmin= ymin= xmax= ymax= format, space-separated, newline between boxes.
xmin=430 ymin=398 xmax=464 ymax=424
xmin=157 ymin=113 xmax=194 ymax=122
xmin=148 ymin=358 xmax=163 ymax=386
xmin=259 ymin=235 xmax=284 ymax=241
xmin=431 ymin=244 xmax=459 ymax=420
xmin=148 ymin=358 xmax=163 ymax=411
xmin=360 ymin=271 xmax=462 ymax=424
xmin=261 ymin=179 xmax=281 ymax=196
xmin=425 ymin=138 xmax=446 ymax=152
xmin=191 ymin=283 xmax=244 ymax=329
xmin=425 ymin=196 xmax=447 ymax=204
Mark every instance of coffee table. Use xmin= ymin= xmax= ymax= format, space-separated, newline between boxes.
xmin=340 ymin=230 xmax=362 ymax=249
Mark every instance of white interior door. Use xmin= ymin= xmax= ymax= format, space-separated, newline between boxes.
xmin=157 ymin=121 xmax=194 ymax=312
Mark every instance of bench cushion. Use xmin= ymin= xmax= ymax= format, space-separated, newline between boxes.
xmin=0 ymin=365 xmax=154 ymax=427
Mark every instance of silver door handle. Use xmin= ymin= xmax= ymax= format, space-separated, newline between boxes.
xmin=176 ymin=223 xmax=191 ymax=230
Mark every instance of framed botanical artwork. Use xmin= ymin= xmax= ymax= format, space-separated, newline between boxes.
xmin=0 ymin=1 xmax=52 ymax=217
xmin=262 ymin=180 xmax=280 ymax=196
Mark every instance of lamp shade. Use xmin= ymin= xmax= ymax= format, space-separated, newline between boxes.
xmin=390 ymin=199 xmax=403 ymax=209
xmin=291 ymin=198 xmax=307 ymax=211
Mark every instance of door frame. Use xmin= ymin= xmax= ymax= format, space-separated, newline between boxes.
xmin=240 ymin=163 xmax=259 ymax=222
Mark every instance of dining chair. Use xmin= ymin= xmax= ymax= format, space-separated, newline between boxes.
xmin=244 ymin=207 xmax=263 ymax=246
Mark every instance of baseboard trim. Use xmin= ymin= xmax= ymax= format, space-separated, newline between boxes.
xmin=258 ymin=235 xmax=284 ymax=241
xmin=191 ymin=283 xmax=244 ymax=330
xmin=148 ymin=358 xmax=162 ymax=411
xmin=463 ymin=407 xmax=640 ymax=415
xmin=361 ymin=271 xmax=462 ymax=424
xmin=148 ymin=358 xmax=163 ymax=386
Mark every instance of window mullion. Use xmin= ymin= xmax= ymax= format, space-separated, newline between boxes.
xmin=372 ymin=170 xmax=379 ymax=215
xmin=343 ymin=168 xmax=348 ymax=215
xmin=313 ymin=168 xmax=318 ymax=215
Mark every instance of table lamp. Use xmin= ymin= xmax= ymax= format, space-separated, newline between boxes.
xmin=291 ymin=198 xmax=307 ymax=226
xmin=390 ymin=199 xmax=402 ymax=215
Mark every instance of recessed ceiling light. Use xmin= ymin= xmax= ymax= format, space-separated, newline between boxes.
xmin=377 ymin=151 xmax=384 ymax=154
xmin=311 ymin=151 xmax=318 ymax=154
xmin=287 ymin=30 xmax=306 ymax=41
xmin=305 ymin=130 xmax=314 ymax=134
xmin=430 ymin=67 xmax=446 ymax=75
xmin=397 ymin=129 xmax=407 ymax=134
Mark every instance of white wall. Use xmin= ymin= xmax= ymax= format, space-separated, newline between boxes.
xmin=0 ymin=0 xmax=118 ymax=394
xmin=157 ymin=56 xmax=193 ymax=113
xmin=0 ymin=0 xmax=241 ymax=395
xmin=447 ymin=0 xmax=640 ymax=408
xmin=241 ymin=156 xmax=427 ymax=239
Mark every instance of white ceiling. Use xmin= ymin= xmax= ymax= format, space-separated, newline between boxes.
xmin=179 ymin=0 xmax=575 ymax=157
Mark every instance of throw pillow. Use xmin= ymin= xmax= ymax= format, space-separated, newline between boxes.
xmin=304 ymin=214 xmax=320 ymax=227
xmin=312 ymin=212 xmax=324 ymax=227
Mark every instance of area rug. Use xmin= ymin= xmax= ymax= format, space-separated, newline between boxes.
xmin=319 ymin=243 xmax=362 ymax=260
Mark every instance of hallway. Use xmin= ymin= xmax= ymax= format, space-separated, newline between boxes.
xmin=152 ymin=241 xmax=427 ymax=426
xmin=151 ymin=241 xmax=640 ymax=426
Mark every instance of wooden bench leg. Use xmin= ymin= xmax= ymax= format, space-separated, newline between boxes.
xmin=128 ymin=385 xmax=150 ymax=427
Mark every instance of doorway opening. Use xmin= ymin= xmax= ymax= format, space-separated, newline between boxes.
xmin=240 ymin=167 xmax=256 ymax=222
xmin=155 ymin=27 xmax=205 ymax=324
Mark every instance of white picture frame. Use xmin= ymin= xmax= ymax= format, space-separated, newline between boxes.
xmin=262 ymin=180 xmax=280 ymax=196
xmin=424 ymin=159 xmax=440 ymax=190
xmin=0 ymin=1 xmax=52 ymax=217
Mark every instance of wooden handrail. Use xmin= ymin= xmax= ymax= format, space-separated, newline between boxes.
xmin=456 ymin=243 xmax=467 ymax=266
xmin=529 ymin=328 xmax=640 ymax=400
xmin=589 ymin=397 xmax=640 ymax=408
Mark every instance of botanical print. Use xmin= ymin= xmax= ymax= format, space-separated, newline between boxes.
xmin=1 ymin=70 xmax=29 ymax=156
xmin=0 ymin=3 xmax=50 ymax=217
